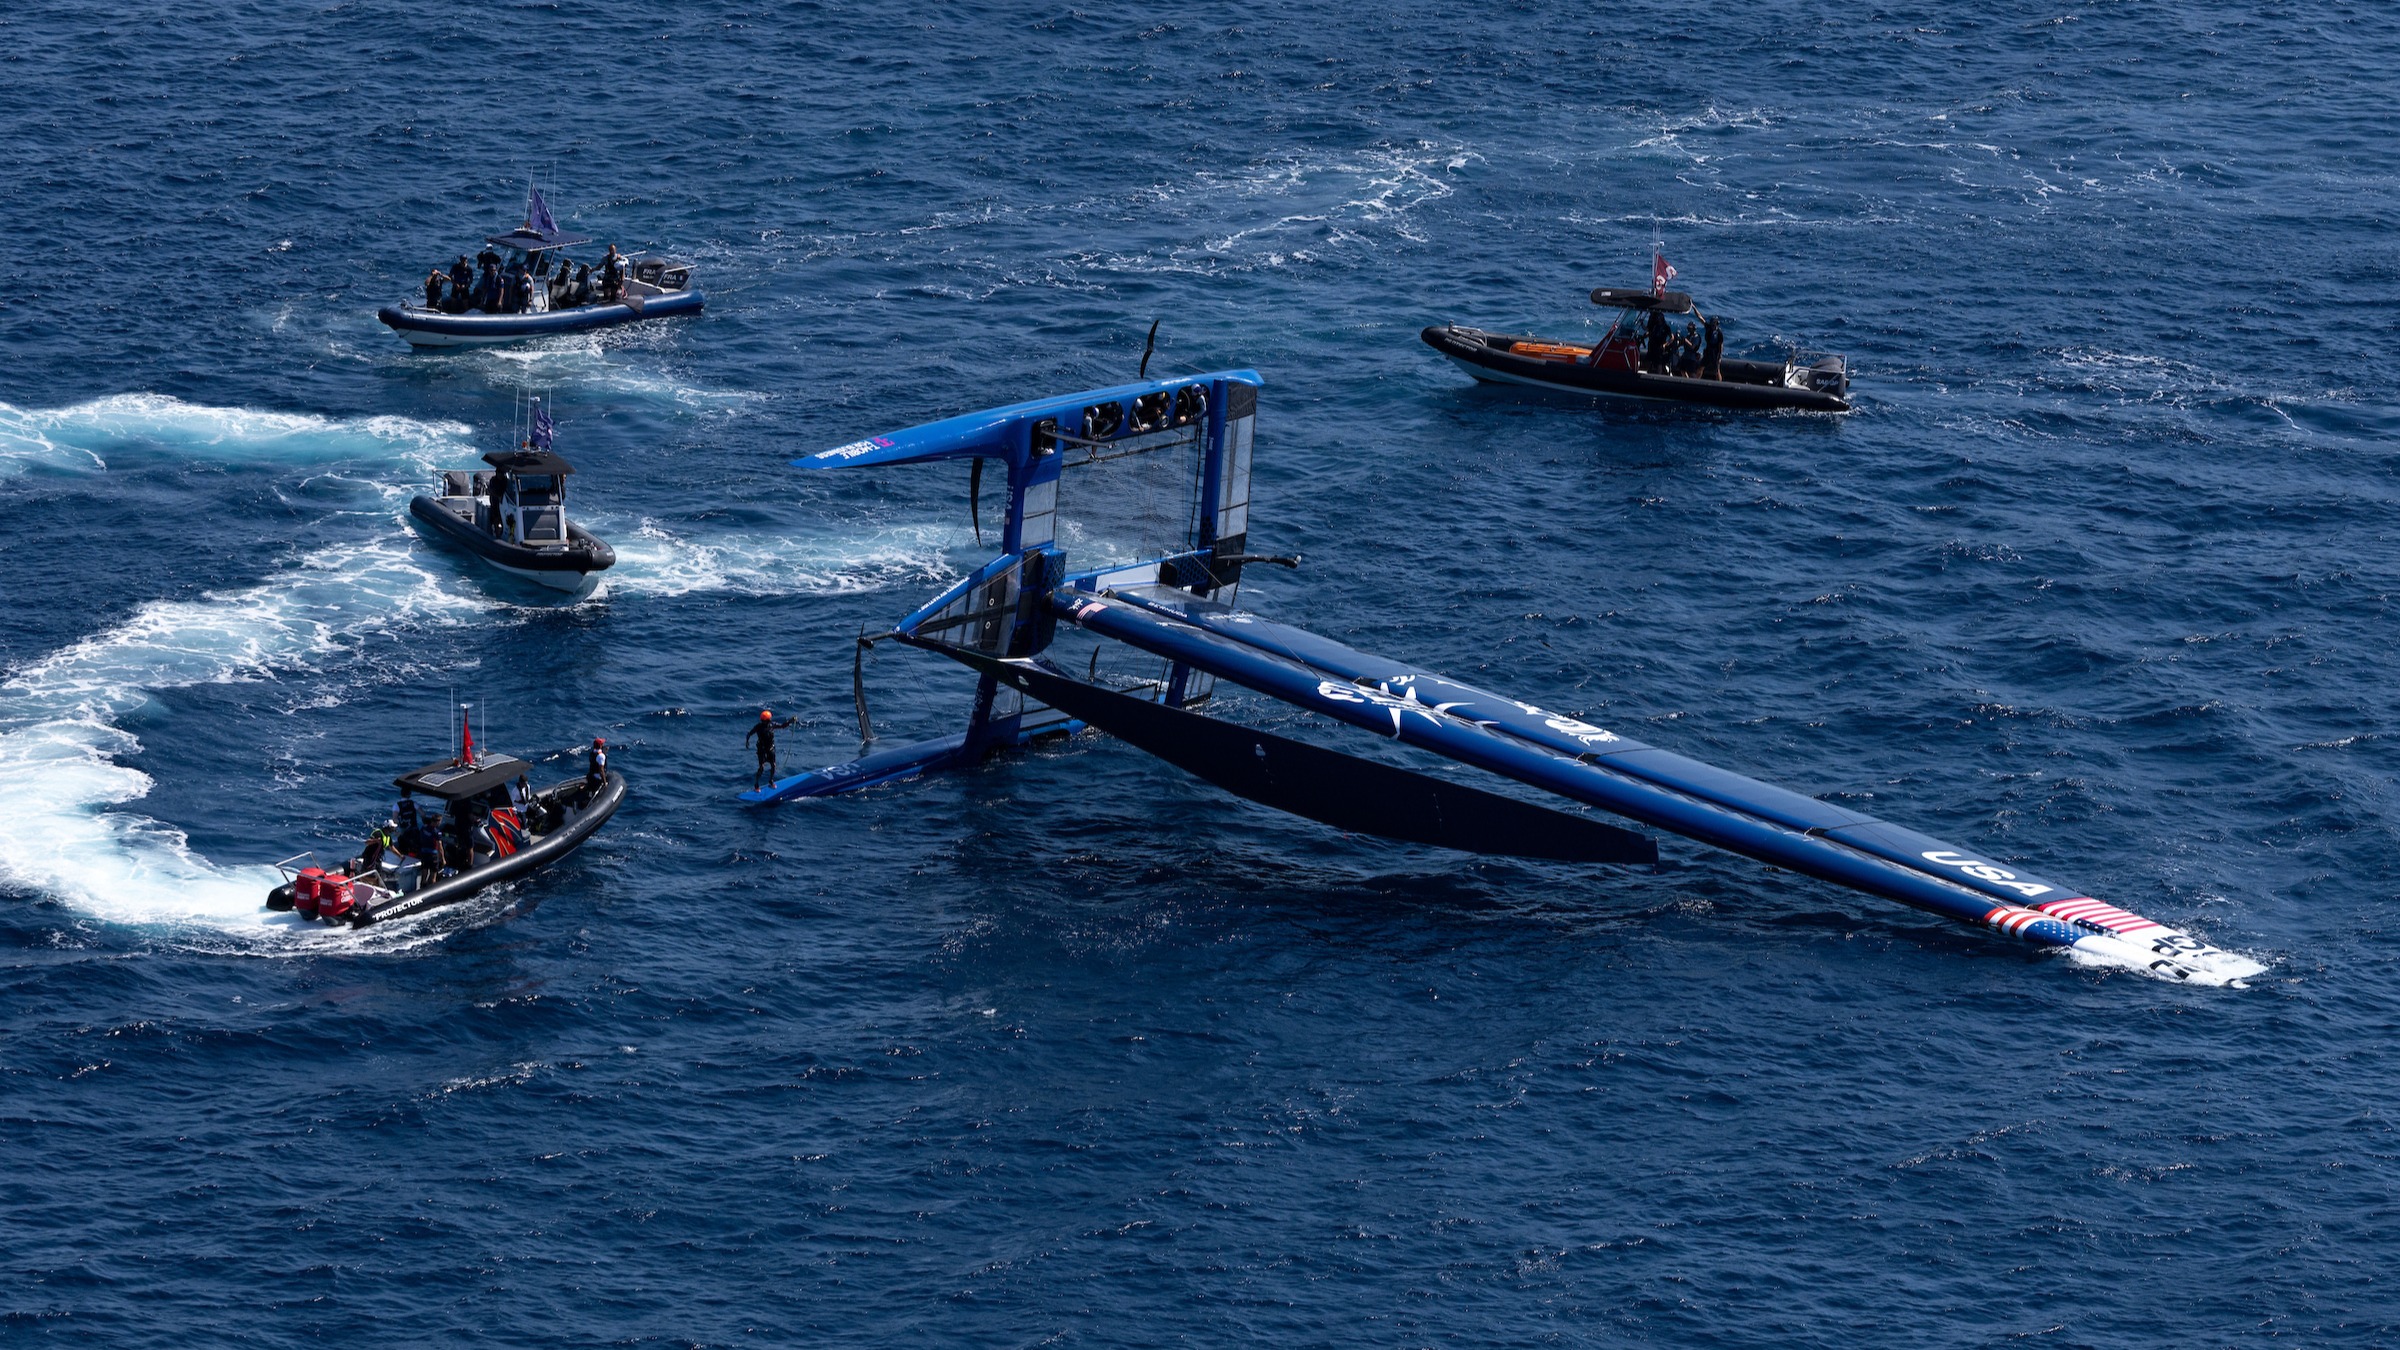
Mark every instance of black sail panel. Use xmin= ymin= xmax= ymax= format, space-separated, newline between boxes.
xmin=956 ymin=653 xmax=1658 ymax=865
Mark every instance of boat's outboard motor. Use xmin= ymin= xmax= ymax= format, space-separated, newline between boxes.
xmin=315 ymin=873 xmax=356 ymax=922
xmin=1804 ymin=356 xmax=1848 ymax=396
xmin=292 ymin=866 xmax=324 ymax=919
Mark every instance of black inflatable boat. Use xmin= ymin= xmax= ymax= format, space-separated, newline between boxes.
xmin=1423 ymin=285 xmax=1851 ymax=413
xmin=268 ymin=741 xmax=624 ymax=927
xmin=411 ymin=437 xmax=615 ymax=592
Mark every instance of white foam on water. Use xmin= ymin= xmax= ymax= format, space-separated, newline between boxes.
xmin=0 ymin=395 xmax=495 ymax=944
xmin=0 ymin=535 xmax=494 ymax=941
xmin=0 ymin=392 xmax=963 ymax=943
xmin=0 ymin=393 xmax=471 ymax=479
xmin=438 ymin=338 xmax=759 ymax=410
xmin=2063 ymin=930 xmax=2268 ymax=987
xmin=594 ymin=518 xmax=966 ymax=600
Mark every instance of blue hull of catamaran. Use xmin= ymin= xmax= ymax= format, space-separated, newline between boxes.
xmin=1048 ymin=585 xmax=2266 ymax=986
xmin=376 ymin=290 xmax=705 ymax=348
xmin=741 ymin=719 xmax=1083 ymax=805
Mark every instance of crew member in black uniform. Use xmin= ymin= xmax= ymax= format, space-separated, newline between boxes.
xmin=1701 ymin=316 xmax=1724 ymax=381
xmin=395 ymin=799 xmax=438 ymax=873
xmin=745 ymin=710 xmax=798 ymax=789
xmin=1644 ymin=308 xmax=1672 ymax=374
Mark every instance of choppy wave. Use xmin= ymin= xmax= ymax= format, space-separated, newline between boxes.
xmin=0 ymin=533 xmax=491 ymax=936
xmin=440 ymin=340 xmax=762 ymax=410
xmin=597 ymin=518 xmax=966 ymax=599
xmin=0 ymin=393 xmax=472 ymax=478
xmin=0 ymin=393 xmax=963 ymax=936
xmin=0 ymin=396 xmax=489 ymax=936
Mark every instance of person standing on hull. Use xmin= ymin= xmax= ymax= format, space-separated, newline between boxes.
xmin=584 ymin=737 xmax=609 ymax=802
xmin=1644 ymin=307 xmax=1672 ymax=374
xmin=598 ymin=244 xmax=626 ymax=301
xmin=446 ymin=255 xmax=473 ymax=312
xmin=745 ymin=710 xmax=798 ymax=789
xmin=1701 ymin=316 xmax=1725 ymax=381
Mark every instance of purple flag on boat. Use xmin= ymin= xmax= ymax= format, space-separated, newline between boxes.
xmin=525 ymin=185 xmax=558 ymax=237
xmin=530 ymin=399 xmax=554 ymax=451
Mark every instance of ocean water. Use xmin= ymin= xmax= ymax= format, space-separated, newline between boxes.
xmin=2 ymin=1 xmax=2396 ymax=1344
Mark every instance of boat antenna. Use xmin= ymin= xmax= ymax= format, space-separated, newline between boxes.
xmin=1137 ymin=319 xmax=1160 ymax=378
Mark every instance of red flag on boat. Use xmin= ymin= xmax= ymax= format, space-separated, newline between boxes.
xmin=459 ymin=704 xmax=475 ymax=766
xmin=1653 ymin=250 xmax=1678 ymax=298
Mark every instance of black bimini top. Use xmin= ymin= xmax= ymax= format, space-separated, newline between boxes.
xmin=1591 ymin=287 xmax=1695 ymax=313
xmin=482 ymin=449 xmax=576 ymax=475
xmin=396 ymin=753 xmax=531 ymax=800
xmin=485 ymin=227 xmax=593 ymax=253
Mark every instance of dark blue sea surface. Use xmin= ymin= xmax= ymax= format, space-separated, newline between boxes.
xmin=3 ymin=2 xmax=2396 ymax=1344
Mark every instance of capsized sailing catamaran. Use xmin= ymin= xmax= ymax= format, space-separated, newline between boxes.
xmin=753 ymin=371 xmax=2260 ymax=985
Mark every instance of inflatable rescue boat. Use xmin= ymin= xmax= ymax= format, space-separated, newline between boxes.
xmin=376 ymin=184 xmax=703 ymax=349
xmin=1423 ymin=267 xmax=1851 ymax=412
xmin=410 ymin=401 xmax=615 ymax=592
xmin=268 ymin=727 xmax=623 ymax=927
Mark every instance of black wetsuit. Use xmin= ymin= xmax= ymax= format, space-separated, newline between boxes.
xmin=424 ymin=273 xmax=444 ymax=308
xmin=1701 ymin=322 xmax=1724 ymax=380
xmin=745 ymin=719 xmax=794 ymax=789
xmin=397 ymin=819 xmax=437 ymax=866
xmin=1644 ymin=310 xmax=1671 ymax=373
